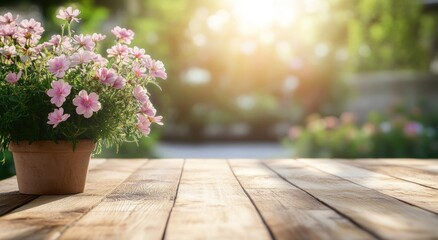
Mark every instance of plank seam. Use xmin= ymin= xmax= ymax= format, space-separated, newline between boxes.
xmin=161 ymin=159 xmax=185 ymax=240
xmin=263 ymin=160 xmax=382 ymax=240
xmin=53 ymin=159 xmax=148 ymax=240
xmin=303 ymin=160 xmax=438 ymax=216
xmin=227 ymin=160 xmax=276 ymax=240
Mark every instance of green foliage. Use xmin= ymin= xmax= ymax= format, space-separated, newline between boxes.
xmin=347 ymin=0 xmax=438 ymax=71
xmin=0 ymin=151 xmax=14 ymax=180
xmin=285 ymin=110 xmax=438 ymax=158
xmin=95 ymin=132 xmax=159 ymax=158
xmin=75 ymin=0 xmax=109 ymax=34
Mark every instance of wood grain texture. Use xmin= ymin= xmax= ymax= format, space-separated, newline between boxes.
xmin=343 ymin=160 xmax=438 ymax=190
xmin=229 ymin=159 xmax=374 ymax=240
xmin=59 ymin=159 xmax=184 ymax=240
xmin=266 ymin=159 xmax=438 ymax=240
xmin=301 ymin=159 xmax=438 ymax=214
xmin=0 ymin=159 xmax=145 ymax=240
xmin=346 ymin=159 xmax=438 ymax=174
xmin=1 ymin=159 xmax=438 ymax=239
xmin=0 ymin=158 xmax=107 ymax=217
xmin=164 ymin=159 xmax=272 ymax=240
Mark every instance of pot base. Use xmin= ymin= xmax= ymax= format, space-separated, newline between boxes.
xmin=9 ymin=141 xmax=96 ymax=195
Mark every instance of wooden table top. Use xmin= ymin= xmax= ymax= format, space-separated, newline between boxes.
xmin=0 ymin=159 xmax=438 ymax=240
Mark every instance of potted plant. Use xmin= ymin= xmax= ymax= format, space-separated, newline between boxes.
xmin=0 ymin=7 xmax=167 ymax=194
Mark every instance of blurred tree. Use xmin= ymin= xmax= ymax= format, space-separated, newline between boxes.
xmin=2 ymin=0 xmax=438 ymax=145
xmin=121 ymin=0 xmax=438 ymax=141
xmin=347 ymin=0 xmax=438 ymax=71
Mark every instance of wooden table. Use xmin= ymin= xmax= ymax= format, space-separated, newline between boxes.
xmin=0 ymin=159 xmax=438 ymax=239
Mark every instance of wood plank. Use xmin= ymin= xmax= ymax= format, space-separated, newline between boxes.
xmin=342 ymin=160 xmax=438 ymax=190
xmin=266 ymin=159 xmax=438 ymax=240
xmin=58 ymin=159 xmax=184 ymax=240
xmin=300 ymin=159 xmax=438 ymax=214
xmin=0 ymin=158 xmax=107 ymax=217
xmin=0 ymin=159 xmax=145 ymax=240
xmin=349 ymin=159 xmax=438 ymax=173
xmin=88 ymin=158 xmax=107 ymax=169
xmin=229 ymin=159 xmax=374 ymax=240
xmin=164 ymin=159 xmax=272 ymax=240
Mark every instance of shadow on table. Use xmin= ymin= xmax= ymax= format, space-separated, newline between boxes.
xmin=0 ymin=191 xmax=38 ymax=216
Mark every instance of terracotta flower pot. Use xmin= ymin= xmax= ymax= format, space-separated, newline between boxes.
xmin=9 ymin=140 xmax=96 ymax=195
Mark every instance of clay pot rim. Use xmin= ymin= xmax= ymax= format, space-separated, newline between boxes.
xmin=9 ymin=140 xmax=96 ymax=153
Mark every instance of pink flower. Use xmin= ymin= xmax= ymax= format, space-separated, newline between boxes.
xmin=0 ymin=13 xmax=18 ymax=26
xmin=72 ymin=90 xmax=101 ymax=118
xmin=47 ymin=108 xmax=70 ymax=128
xmin=324 ymin=116 xmax=338 ymax=130
xmin=111 ymin=26 xmax=134 ymax=44
xmin=0 ymin=24 xmax=16 ymax=37
xmin=31 ymin=44 xmax=46 ymax=55
xmin=148 ymin=115 xmax=163 ymax=126
xmin=137 ymin=114 xmax=151 ymax=136
xmin=48 ymin=35 xmax=61 ymax=46
xmin=92 ymin=53 xmax=108 ymax=66
xmin=20 ymin=18 xmax=44 ymax=35
xmin=112 ymin=76 xmax=126 ymax=89
xmin=56 ymin=7 xmax=80 ymax=23
xmin=107 ymin=43 xmax=129 ymax=58
xmin=0 ymin=45 xmax=17 ymax=58
xmin=136 ymin=113 xmax=162 ymax=134
xmin=133 ymin=64 xmax=147 ymax=78
xmin=48 ymin=35 xmax=72 ymax=50
xmin=91 ymin=33 xmax=106 ymax=42
xmin=96 ymin=67 xmax=117 ymax=86
xmin=47 ymin=79 xmax=72 ymax=107
xmin=404 ymin=122 xmax=423 ymax=137
xmin=47 ymin=55 xmax=70 ymax=78
xmin=149 ymin=60 xmax=167 ymax=79
xmin=129 ymin=46 xmax=147 ymax=59
xmin=70 ymin=50 xmax=94 ymax=66
xmin=14 ymin=19 xmax=44 ymax=47
xmin=140 ymin=100 xmax=157 ymax=117
xmin=73 ymin=34 xmax=95 ymax=50
xmin=288 ymin=126 xmax=302 ymax=140
xmin=133 ymin=85 xmax=148 ymax=103
xmin=5 ymin=70 xmax=22 ymax=84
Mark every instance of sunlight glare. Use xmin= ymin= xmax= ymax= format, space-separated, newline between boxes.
xmin=208 ymin=10 xmax=230 ymax=32
xmin=231 ymin=0 xmax=295 ymax=34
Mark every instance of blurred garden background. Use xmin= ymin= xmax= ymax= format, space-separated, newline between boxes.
xmin=2 ymin=0 xmax=438 ymax=179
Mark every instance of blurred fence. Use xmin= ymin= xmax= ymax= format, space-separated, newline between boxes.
xmin=346 ymin=71 xmax=438 ymax=122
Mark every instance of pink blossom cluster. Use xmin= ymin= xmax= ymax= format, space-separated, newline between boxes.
xmin=1 ymin=7 xmax=167 ymax=136
xmin=46 ymin=80 xmax=101 ymax=126
xmin=133 ymin=85 xmax=163 ymax=136
xmin=111 ymin=26 xmax=134 ymax=44
xmin=0 ymin=13 xmax=44 ymax=48
xmin=95 ymin=67 xmax=126 ymax=89
xmin=106 ymin=31 xmax=168 ymax=81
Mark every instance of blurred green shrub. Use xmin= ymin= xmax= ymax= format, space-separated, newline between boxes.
xmin=285 ymin=110 xmax=438 ymax=158
xmin=0 ymin=151 xmax=14 ymax=180
xmin=94 ymin=134 xmax=159 ymax=158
